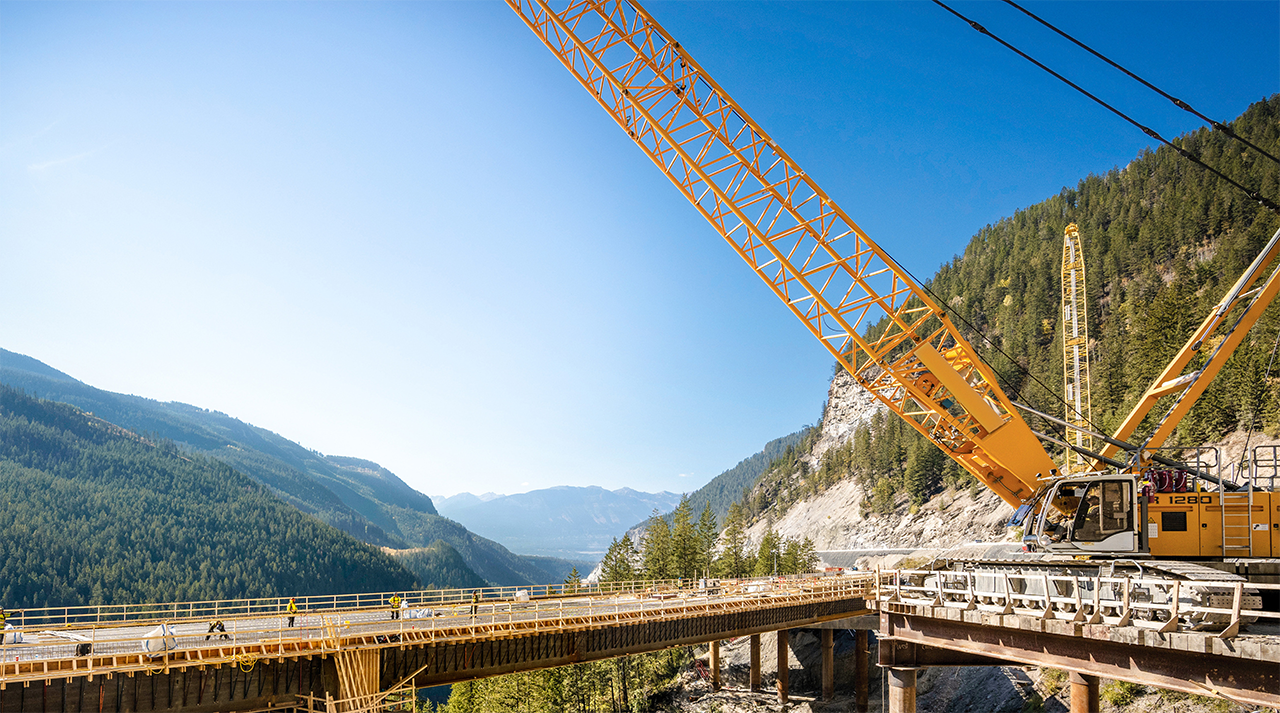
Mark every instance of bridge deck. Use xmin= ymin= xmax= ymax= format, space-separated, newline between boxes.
xmin=0 ymin=575 xmax=872 ymax=688
xmin=875 ymin=568 xmax=1280 ymax=709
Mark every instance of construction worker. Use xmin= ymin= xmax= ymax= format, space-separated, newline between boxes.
xmin=206 ymin=620 xmax=229 ymax=641
xmin=286 ymin=597 xmax=298 ymax=628
xmin=389 ymin=593 xmax=402 ymax=620
xmin=470 ymin=590 xmax=479 ymax=618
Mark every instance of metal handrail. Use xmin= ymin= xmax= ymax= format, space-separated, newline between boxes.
xmin=0 ymin=573 xmax=877 ymax=684
xmin=878 ymin=568 xmax=1275 ymax=638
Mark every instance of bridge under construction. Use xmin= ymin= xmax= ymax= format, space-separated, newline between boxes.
xmin=0 ymin=571 xmax=1275 ymax=712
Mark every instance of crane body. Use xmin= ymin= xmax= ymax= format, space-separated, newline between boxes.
xmin=508 ymin=0 xmax=1278 ymax=618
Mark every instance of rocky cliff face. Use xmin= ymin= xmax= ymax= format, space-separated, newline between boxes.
xmin=688 ymin=368 xmax=1255 ymax=713
xmin=807 ymin=366 xmax=881 ymax=465
xmin=742 ymin=367 xmax=1014 ymax=557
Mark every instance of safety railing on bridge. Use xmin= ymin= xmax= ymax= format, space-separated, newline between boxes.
xmin=877 ymin=568 xmax=1278 ymax=639
xmin=0 ymin=572 xmax=876 ymax=683
xmin=1 ymin=573 xmax=853 ymax=632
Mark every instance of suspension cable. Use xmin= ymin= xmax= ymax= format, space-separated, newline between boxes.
xmin=931 ymin=0 xmax=1280 ymax=217
xmin=1001 ymin=0 xmax=1280 ymax=168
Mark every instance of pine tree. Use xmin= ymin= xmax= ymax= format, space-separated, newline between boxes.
xmin=599 ymin=535 xmax=638 ymax=583
xmin=714 ymin=502 xmax=750 ymax=578
xmin=695 ymin=503 xmax=718 ymax=578
xmin=641 ymin=509 xmax=672 ymax=580
xmin=670 ymin=495 xmax=698 ymax=579
xmin=904 ymin=439 xmax=945 ymax=505
xmin=753 ymin=525 xmax=781 ymax=577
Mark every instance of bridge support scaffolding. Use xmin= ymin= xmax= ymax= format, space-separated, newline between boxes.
xmin=332 ymin=649 xmax=380 ymax=712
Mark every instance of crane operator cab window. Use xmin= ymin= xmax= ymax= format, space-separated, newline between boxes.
xmin=1041 ymin=479 xmax=1137 ymax=552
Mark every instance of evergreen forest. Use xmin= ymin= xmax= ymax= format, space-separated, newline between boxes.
xmin=0 ymin=385 xmax=418 ymax=607
xmin=393 ymin=540 xmax=489 ymax=590
xmin=443 ymin=496 xmax=817 ymax=712
xmin=0 ymin=348 xmax=580 ymax=589
xmin=738 ymin=96 xmax=1280 ymax=521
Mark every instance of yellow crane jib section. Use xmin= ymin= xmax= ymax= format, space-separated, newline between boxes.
xmin=507 ymin=0 xmax=1056 ymax=507
xmin=1096 ymin=225 xmax=1280 ymax=468
xmin=1060 ymin=223 xmax=1092 ymax=474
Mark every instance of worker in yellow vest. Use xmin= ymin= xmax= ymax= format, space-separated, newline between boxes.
xmin=390 ymin=594 xmax=402 ymax=620
xmin=286 ymin=597 xmax=299 ymax=628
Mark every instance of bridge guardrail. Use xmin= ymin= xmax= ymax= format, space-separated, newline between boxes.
xmin=877 ymin=568 xmax=1278 ymax=638
xmin=0 ymin=573 xmax=846 ymax=631
xmin=0 ymin=572 xmax=876 ymax=683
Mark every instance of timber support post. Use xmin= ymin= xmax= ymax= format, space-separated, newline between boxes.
xmin=710 ymin=640 xmax=720 ymax=692
xmin=749 ymin=634 xmax=761 ymax=692
xmin=821 ymin=628 xmax=834 ymax=701
xmin=776 ymin=629 xmax=789 ymax=704
xmin=887 ymin=667 xmax=918 ymax=713
xmin=1069 ymin=671 xmax=1099 ymax=713
xmin=856 ymin=629 xmax=869 ymax=712
xmin=333 ymin=649 xmax=381 ymax=712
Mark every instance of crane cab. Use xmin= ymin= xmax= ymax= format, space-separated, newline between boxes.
xmin=1026 ymin=475 xmax=1145 ymax=555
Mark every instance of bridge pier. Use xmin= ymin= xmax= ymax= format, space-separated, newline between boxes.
xmin=709 ymin=640 xmax=721 ymax=691
xmin=821 ymin=628 xmax=834 ymax=701
xmin=749 ymin=634 xmax=761 ymax=691
xmin=856 ymin=629 xmax=870 ymax=712
xmin=775 ymin=629 xmax=789 ymax=703
xmin=886 ymin=667 xmax=919 ymax=713
xmin=1069 ymin=671 xmax=1099 ymax=713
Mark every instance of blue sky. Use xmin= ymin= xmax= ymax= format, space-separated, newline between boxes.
xmin=2 ymin=1 xmax=1277 ymax=497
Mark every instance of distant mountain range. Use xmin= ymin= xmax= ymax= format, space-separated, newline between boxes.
xmin=0 ymin=348 xmax=583 ymax=588
xmin=432 ymin=492 xmax=505 ymax=512
xmin=434 ymin=486 xmax=683 ymax=559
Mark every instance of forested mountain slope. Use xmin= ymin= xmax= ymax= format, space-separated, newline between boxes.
xmin=934 ymin=96 xmax=1280 ymax=446
xmin=0 ymin=349 xmax=570 ymax=587
xmin=0 ymin=384 xmax=417 ymax=607
xmin=733 ymin=96 xmax=1280 ymax=526
xmin=390 ymin=540 xmax=489 ymax=591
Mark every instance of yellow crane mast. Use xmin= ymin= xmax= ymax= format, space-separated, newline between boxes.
xmin=1060 ymin=223 xmax=1092 ymax=474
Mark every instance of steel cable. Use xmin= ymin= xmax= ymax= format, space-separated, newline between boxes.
xmin=1001 ymin=0 xmax=1280 ymax=168
xmin=932 ymin=0 xmax=1280 ymax=217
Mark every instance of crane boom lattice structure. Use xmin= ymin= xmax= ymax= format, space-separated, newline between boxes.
xmin=1060 ymin=223 xmax=1092 ymax=473
xmin=507 ymin=0 xmax=1057 ymax=505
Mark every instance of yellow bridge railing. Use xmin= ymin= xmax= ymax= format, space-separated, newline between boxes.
xmin=0 ymin=572 xmax=877 ymax=685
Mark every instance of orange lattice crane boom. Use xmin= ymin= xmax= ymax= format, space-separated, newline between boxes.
xmin=506 ymin=0 xmax=1057 ymax=508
